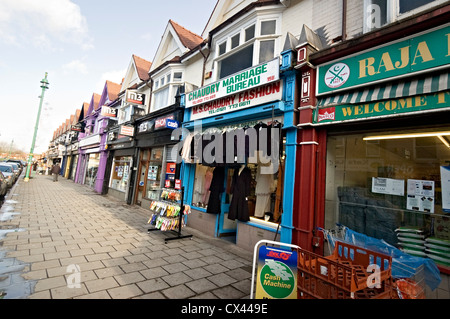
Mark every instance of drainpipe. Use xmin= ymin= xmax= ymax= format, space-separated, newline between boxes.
xmin=342 ymin=0 xmax=347 ymax=41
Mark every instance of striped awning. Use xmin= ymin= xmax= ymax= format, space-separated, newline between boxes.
xmin=317 ymin=71 xmax=449 ymax=107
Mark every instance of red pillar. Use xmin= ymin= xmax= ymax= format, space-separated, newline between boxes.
xmin=292 ymin=64 xmax=326 ymax=254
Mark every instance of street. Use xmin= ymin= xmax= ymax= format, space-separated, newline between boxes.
xmin=0 ymin=174 xmax=254 ymax=299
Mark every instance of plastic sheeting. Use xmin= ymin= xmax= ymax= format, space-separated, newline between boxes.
xmin=320 ymin=225 xmax=441 ymax=291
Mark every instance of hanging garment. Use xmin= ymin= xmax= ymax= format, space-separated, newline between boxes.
xmin=254 ymin=166 xmax=276 ymax=218
xmin=206 ymin=166 xmax=225 ymax=214
xmin=202 ymin=167 xmax=213 ymax=204
xmin=228 ymin=166 xmax=252 ymax=222
xmin=181 ymin=133 xmax=194 ymax=163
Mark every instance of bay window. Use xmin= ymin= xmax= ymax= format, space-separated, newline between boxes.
xmin=215 ymin=17 xmax=280 ymax=80
xmin=151 ymin=70 xmax=183 ymax=111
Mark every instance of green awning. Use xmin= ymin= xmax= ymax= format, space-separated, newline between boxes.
xmin=317 ymin=71 xmax=449 ymax=107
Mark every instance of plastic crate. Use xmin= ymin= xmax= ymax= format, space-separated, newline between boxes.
xmin=297 ymin=242 xmax=394 ymax=299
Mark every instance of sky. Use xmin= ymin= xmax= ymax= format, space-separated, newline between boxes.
xmin=0 ymin=0 xmax=218 ymax=155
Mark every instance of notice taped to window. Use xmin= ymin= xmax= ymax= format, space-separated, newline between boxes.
xmin=372 ymin=177 xmax=405 ymax=196
xmin=406 ymin=179 xmax=435 ymax=213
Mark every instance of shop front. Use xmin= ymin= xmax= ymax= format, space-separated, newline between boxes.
xmin=75 ymin=133 xmax=101 ymax=186
xmin=180 ymin=58 xmax=297 ymax=251
xmin=106 ymin=127 xmax=137 ymax=203
xmin=303 ymin=24 xmax=450 ymax=273
xmin=133 ymin=108 xmax=183 ymax=210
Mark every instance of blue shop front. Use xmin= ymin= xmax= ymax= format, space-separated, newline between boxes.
xmin=180 ymin=58 xmax=297 ymax=251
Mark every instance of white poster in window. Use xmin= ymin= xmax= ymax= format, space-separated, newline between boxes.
xmin=372 ymin=177 xmax=404 ymax=196
xmin=406 ymin=179 xmax=435 ymax=213
xmin=440 ymin=166 xmax=450 ymax=212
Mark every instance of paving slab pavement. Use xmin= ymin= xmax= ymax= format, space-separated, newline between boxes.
xmin=0 ymin=174 xmax=254 ymax=299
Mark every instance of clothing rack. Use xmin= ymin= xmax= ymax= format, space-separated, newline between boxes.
xmin=147 ymin=186 xmax=193 ymax=243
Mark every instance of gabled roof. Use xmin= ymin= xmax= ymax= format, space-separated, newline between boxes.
xmin=120 ymin=54 xmax=152 ymax=93
xmin=169 ymin=20 xmax=204 ymax=50
xmin=150 ymin=20 xmax=204 ymax=72
xmin=106 ymin=81 xmax=121 ymax=102
xmin=133 ymin=55 xmax=152 ymax=82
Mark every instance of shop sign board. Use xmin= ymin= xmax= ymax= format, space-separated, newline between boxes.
xmin=119 ymin=125 xmax=134 ymax=137
xmin=174 ymin=179 xmax=181 ymax=190
xmin=125 ymin=90 xmax=146 ymax=106
xmin=185 ymin=58 xmax=280 ymax=108
xmin=317 ymin=25 xmax=450 ymax=95
xmin=155 ymin=115 xmax=175 ymax=130
xmin=100 ymin=105 xmax=117 ymax=118
xmin=255 ymin=245 xmax=297 ymax=299
xmin=190 ymin=80 xmax=282 ymax=121
xmin=314 ymin=90 xmax=450 ymax=124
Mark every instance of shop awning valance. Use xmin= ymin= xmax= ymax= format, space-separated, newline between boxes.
xmin=317 ymin=71 xmax=449 ymax=107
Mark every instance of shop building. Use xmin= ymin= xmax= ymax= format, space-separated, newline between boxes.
xmin=63 ymin=110 xmax=82 ymax=180
xmin=75 ymin=94 xmax=102 ymax=187
xmin=131 ymin=20 xmax=204 ymax=210
xmin=178 ymin=0 xmax=312 ymax=251
xmin=104 ymin=55 xmax=152 ymax=203
xmin=294 ymin=1 xmax=450 ymax=295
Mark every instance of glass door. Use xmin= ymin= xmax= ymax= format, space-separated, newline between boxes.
xmin=217 ymin=167 xmax=237 ymax=239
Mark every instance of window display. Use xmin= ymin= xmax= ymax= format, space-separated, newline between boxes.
xmin=191 ymin=163 xmax=281 ymax=223
xmin=85 ymin=153 xmax=100 ymax=187
xmin=110 ymin=156 xmax=133 ymax=192
xmin=325 ymin=128 xmax=450 ymax=266
xmin=145 ymin=147 xmax=164 ymax=199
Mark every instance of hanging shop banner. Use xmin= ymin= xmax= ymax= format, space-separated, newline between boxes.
xmin=185 ymin=58 xmax=280 ymax=108
xmin=100 ymin=105 xmax=117 ymax=118
xmin=314 ymin=90 xmax=450 ymax=124
xmin=255 ymin=246 xmax=297 ymax=299
xmin=190 ymin=80 xmax=282 ymax=121
xmin=317 ymin=25 xmax=450 ymax=95
xmin=125 ymin=90 xmax=146 ymax=106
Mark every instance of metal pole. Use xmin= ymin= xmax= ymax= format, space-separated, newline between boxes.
xmin=24 ymin=72 xmax=49 ymax=182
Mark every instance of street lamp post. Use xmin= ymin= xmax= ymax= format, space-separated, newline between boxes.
xmin=24 ymin=72 xmax=49 ymax=182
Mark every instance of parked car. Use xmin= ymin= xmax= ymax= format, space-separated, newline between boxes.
xmin=0 ymin=164 xmax=14 ymax=188
xmin=0 ymin=171 xmax=7 ymax=199
xmin=1 ymin=162 xmax=19 ymax=181
xmin=6 ymin=159 xmax=24 ymax=173
xmin=7 ymin=162 xmax=21 ymax=178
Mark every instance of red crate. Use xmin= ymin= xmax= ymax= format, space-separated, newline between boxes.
xmin=297 ymin=242 xmax=394 ymax=299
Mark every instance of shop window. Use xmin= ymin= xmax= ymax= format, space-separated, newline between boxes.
xmin=85 ymin=153 xmax=100 ymax=187
xmin=110 ymin=156 xmax=133 ymax=192
xmin=145 ymin=147 xmax=164 ymax=198
xmin=325 ymin=129 xmax=450 ymax=266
